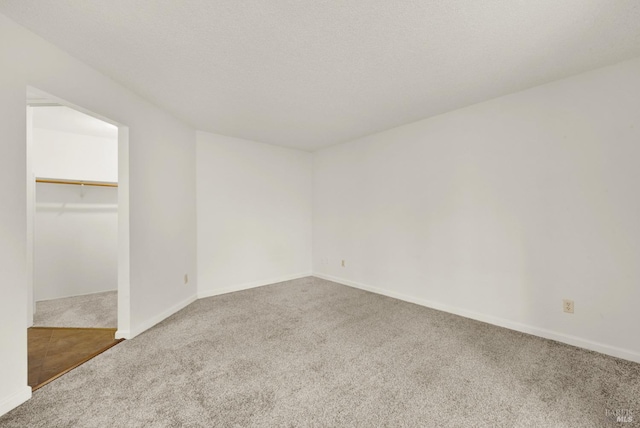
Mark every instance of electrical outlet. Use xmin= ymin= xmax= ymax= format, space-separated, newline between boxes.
xmin=563 ymin=299 xmax=574 ymax=314
xmin=184 ymin=274 xmax=189 ymax=285
xmin=341 ymin=260 xmax=345 ymax=267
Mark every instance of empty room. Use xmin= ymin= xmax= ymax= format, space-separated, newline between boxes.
xmin=0 ymin=1 xmax=639 ymax=427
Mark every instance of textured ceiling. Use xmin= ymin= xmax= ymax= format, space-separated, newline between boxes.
xmin=2 ymin=1 xmax=640 ymax=150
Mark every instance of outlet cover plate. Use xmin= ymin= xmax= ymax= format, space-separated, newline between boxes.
xmin=563 ymin=299 xmax=574 ymax=314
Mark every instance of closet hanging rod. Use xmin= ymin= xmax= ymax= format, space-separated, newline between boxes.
xmin=35 ymin=178 xmax=118 ymax=188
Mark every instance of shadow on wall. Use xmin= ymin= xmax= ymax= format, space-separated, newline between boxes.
xmin=34 ymin=183 xmax=118 ymax=302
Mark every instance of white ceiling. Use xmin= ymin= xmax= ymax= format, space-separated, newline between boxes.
xmin=32 ymin=106 xmax=118 ymax=140
xmin=3 ymin=1 xmax=640 ymax=151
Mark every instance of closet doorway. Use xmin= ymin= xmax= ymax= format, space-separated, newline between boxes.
xmin=26 ymin=88 xmax=129 ymax=390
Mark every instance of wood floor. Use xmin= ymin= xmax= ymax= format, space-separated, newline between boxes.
xmin=28 ymin=327 xmax=123 ymax=391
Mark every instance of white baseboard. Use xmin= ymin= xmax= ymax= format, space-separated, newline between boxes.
xmin=313 ymin=272 xmax=640 ymax=364
xmin=126 ymin=294 xmax=197 ymax=339
xmin=114 ymin=329 xmax=130 ymax=340
xmin=0 ymin=386 xmax=31 ymax=417
xmin=36 ymin=288 xmax=118 ymax=302
xmin=197 ymin=272 xmax=313 ymax=299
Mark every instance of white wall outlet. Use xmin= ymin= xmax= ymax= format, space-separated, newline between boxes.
xmin=563 ymin=299 xmax=574 ymax=314
xmin=341 ymin=260 xmax=345 ymax=267
xmin=184 ymin=274 xmax=189 ymax=285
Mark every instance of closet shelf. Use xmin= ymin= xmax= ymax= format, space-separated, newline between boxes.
xmin=35 ymin=178 xmax=118 ymax=188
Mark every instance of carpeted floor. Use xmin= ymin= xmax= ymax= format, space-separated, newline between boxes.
xmin=3 ymin=277 xmax=638 ymax=427
xmin=33 ymin=291 xmax=117 ymax=328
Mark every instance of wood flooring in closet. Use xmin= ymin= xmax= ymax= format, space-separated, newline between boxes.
xmin=28 ymin=327 xmax=123 ymax=391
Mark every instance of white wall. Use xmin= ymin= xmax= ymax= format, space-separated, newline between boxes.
xmin=35 ymin=184 xmax=118 ymax=300
xmin=33 ymin=127 xmax=118 ymax=183
xmin=33 ymin=126 xmax=118 ymax=301
xmin=313 ymin=57 xmax=640 ymax=363
xmin=0 ymin=12 xmax=197 ymax=415
xmin=197 ymin=131 xmax=312 ymax=297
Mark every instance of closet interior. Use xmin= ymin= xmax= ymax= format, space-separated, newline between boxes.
xmin=27 ymin=103 xmax=122 ymax=390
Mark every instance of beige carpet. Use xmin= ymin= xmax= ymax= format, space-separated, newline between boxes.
xmin=3 ymin=277 xmax=638 ymax=427
xmin=33 ymin=291 xmax=117 ymax=329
